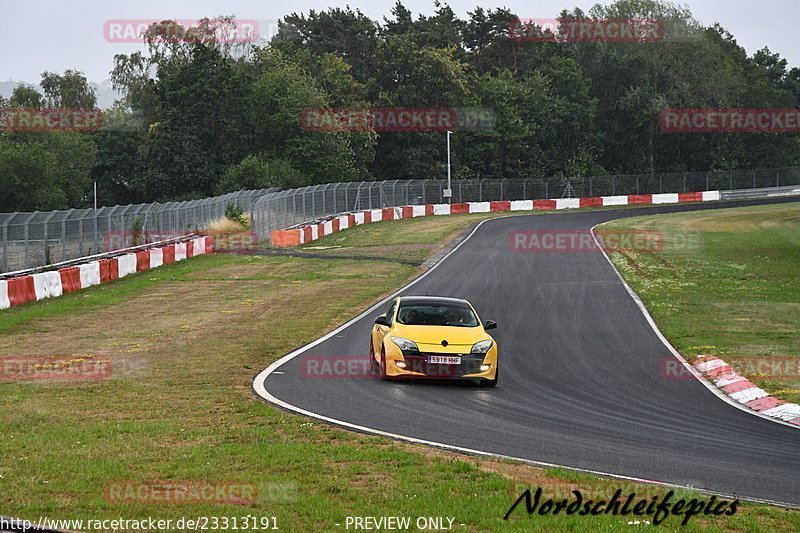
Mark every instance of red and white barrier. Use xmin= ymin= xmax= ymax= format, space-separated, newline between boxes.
xmin=33 ymin=271 xmax=63 ymax=300
xmin=80 ymin=262 xmax=101 ymax=288
xmin=271 ymin=190 xmax=723 ymax=247
xmin=149 ymin=247 xmax=164 ymax=269
xmin=602 ymin=195 xmax=628 ymax=206
xmin=118 ymin=254 xmax=138 ymax=277
xmin=0 ymin=236 xmax=214 ymax=311
xmin=694 ymin=355 xmax=800 ymax=428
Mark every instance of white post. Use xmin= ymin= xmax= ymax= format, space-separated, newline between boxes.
xmin=446 ymin=130 xmax=452 ymax=204
xmin=94 ymin=181 xmax=97 ymax=210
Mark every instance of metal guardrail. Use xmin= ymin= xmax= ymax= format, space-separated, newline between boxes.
xmin=0 ymin=189 xmax=275 ymax=272
xmin=0 ymin=233 xmax=201 ymax=280
xmin=720 ymin=185 xmax=800 ymax=200
xmin=248 ymin=168 xmax=800 ymax=245
xmin=3 ymin=166 xmax=800 ymax=273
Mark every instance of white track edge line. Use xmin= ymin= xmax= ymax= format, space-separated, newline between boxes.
xmin=250 ymin=214 xmax=799 ymax=510
xmin=591 ymin=223 xmax=799 ymax=431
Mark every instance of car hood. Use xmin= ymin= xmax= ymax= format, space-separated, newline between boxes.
xmin=392 ymin=323 xmax=489 ymax=349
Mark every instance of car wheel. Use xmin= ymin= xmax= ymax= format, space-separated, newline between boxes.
xmin=369 ymin=342 xmax=378 ymax=375
xmin=379 ymin=348 xmax=388 ymax=380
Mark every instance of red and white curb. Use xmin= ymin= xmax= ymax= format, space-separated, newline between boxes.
xmin=694 ymin=356 xmax=800 ymax=427
xmin=271 ymin=191 xmax=722 ymax=246
xmin=0 ymin=236 xmax=213 ymax=311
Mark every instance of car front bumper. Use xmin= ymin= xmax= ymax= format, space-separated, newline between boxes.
xmin=385 ymin=352 xmax=497 ymax=380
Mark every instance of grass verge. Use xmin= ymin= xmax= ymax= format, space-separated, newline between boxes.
xmin=599 ymin=202 xmax=800 ymax=404
xmin=0 ymin=212 xmax=798 ymax=531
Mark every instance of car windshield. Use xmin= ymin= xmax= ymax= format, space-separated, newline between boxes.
xmin=396 ymin=302 xmax=479 ymax=327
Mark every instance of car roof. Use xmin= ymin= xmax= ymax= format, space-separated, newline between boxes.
xmin=398 ymin=296 xmax=471 ymax=306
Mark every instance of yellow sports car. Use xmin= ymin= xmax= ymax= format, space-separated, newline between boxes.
xmin=369 ymin=296 xmax=498 ymax=387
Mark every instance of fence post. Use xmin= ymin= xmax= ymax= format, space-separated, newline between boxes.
xmin=369 ymin=182 xmax=375 ymax=210
xmin=108 ymin=210 xmax=114 ymax=249
xmin=42 ymin=212 xmax=57 ymax=265
xmin=61 ymin=214 xmax=67 ymax=263
xmin=93 ymin=210 xmax=99 ymax=256
xmin=78 ymin=215 xmax=84 ymax=257
xmin=2 ymin=219 xmax=7 ymax=272
xmin=24 ymin=213 xmax=34 ymax=269
xmin=249 ymin=199 xmax=255 ymax=242
xmin=264 ymin=198 xmax=273 ymax=238
xmin=706 ymin=172 xmax=709 ymax=191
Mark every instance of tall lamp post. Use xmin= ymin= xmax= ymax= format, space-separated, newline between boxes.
xmin=445 ymin=130 xmax=453 ymax=204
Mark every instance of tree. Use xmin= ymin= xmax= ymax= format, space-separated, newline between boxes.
xmin=369 ymin=37 xmax=470 ymax=180
xmin=273 ymin=8 xmax=379 ymax=83
xmin=247 ymin=49 xmax=363 ymax=184
xmin=40 ymin=70 xmax=97 ymax=108
xmin=753 ymin=47 xmax=788 ymax=85
xmin=0 ymin=131 xmax=95 ymax=211
xmin=9 ymin=85 xmax=44 ymax=108
xmin=217 ymin=155 xmax=309 ymax=193
xmin=89 ymin=105 xmax=146 ymax=205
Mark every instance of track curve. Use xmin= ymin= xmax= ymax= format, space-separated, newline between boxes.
xmin=254 ymin=198 xmax=800 ymax=506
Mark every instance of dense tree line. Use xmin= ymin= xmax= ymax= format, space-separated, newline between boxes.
xmin=1 ymin=0 xmax=799 ymax=211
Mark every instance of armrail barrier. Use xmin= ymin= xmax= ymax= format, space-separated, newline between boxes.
xmin=0 ymin=234 xmax=212 ymax=311
xmin=269 ymin=191 xmax=725 ymax=246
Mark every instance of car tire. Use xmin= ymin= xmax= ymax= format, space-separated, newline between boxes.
xmin=369 ymin=342 xmax=379 ymax=375
xmin=379 ymin=347 xmax=388 ymax=380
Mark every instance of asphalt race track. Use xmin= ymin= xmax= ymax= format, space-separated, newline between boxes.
xmin=256 ymin=197 xmax=800 ymax=506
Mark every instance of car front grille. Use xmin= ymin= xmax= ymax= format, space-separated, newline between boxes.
xmin=401 ymin=353 xmax=486 ymax=378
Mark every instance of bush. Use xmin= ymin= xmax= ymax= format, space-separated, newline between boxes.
xmin=224 ymin=203 xmax=247 ymax=227
xmin=216 ymin=154 xmax=310 ymax=194
xmin=131 ymin=215 xmax=146 ymax=246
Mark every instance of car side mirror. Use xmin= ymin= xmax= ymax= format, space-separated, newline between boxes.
xmin=484 ymin=320 xmax=497 ymax=331
xmin=375 ymin=315 xmax=390 ymax=327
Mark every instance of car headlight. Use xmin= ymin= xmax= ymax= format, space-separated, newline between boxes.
xmin=390 ymin=336 xmax=419 ymax=352
xmin=471 ymin=339 xmax=493 ymax=354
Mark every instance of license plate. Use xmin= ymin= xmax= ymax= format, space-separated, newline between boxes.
xmin=428 ymin=355 xmax=461 ymax=365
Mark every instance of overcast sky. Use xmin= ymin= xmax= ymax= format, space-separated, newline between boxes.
xmin=1 ymin=0 xmax=798 ymax=84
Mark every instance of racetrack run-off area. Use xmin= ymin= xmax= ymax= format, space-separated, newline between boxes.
xmin=256 ymin=198 xmax=800 ymax=507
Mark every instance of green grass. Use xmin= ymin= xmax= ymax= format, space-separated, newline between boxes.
xmin=600 ymin=202 xmax=800 ymax=403
xmin=0 ymin=213 xmax=798 ymax=531
xmin=0 ymin=255 xmax=236 ymax=332
xmin=300 ymin=212 xmax=505 ymax=263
